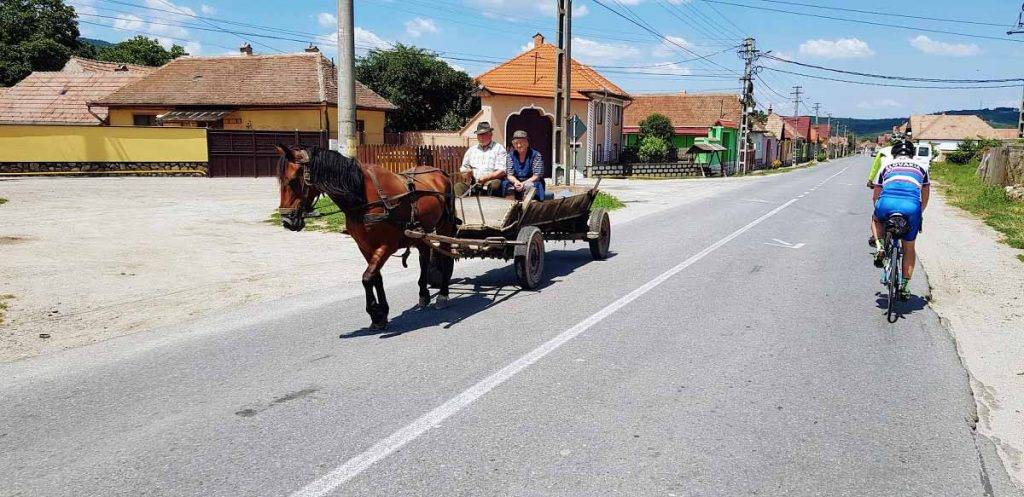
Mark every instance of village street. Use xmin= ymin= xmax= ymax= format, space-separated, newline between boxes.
xmin=1 ymin=155 xmax=1019 ymax=496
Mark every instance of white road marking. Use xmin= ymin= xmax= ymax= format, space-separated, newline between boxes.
xmin=765 ymin=239 xmax=805 ymax=249
xmin=289 ymin=166 xmax=850 ymax=497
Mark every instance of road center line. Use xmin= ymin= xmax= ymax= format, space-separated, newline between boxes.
xmin=289 ymin=167 xmax=849 ymax=497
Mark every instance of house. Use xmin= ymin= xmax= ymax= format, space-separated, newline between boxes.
xmin=901 ymin=114 xmax=1007 ymax=157
xmin=749 ymin=119 xmax=778 ymax=168
xmin=765 ymin=113 xmax=813 ymax=165
xmin=462 ymin=34 xmax=631 ymax=177
xmin=622 ymin=92 xmax=741 ymax=167
xmin=93 ymin=48 xmax=397 ymax=144
xmin=0 ymin=57 xmax=154 ymax=125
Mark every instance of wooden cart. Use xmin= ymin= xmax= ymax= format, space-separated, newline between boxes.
xmin=405 ymin=182 xmax=611 ymax=289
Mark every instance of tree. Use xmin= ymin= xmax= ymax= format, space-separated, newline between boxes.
xmin=639 ymin=113 xmax=674 ymax=143
xmin=355 ymin=44 xmax=479 ymax=132
xmin=97 ymin=36 xmax=187 ymax=67
xmin=637 ymin=136 xmax=669 ymax=163
xmin=0 ymin=0 xmax=84 ymax=86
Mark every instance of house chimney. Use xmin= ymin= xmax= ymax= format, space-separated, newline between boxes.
xmin=304 ymin=44 xmax=320 ymax=53
xmin=239 ymin=43 xmax=253 ymax=55
xmin=533 ymin=33 xmax=544 ymax=48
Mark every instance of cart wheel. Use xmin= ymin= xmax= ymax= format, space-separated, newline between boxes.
xmin=588 ymin=208 xmax=611 ymax=260
xmin=514 ymin=226 xmax=545 ymax=289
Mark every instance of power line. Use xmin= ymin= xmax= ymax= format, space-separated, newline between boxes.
xmin=80 ymin=13 xmax=307 ymax=46
xmin=590 ymin=0 xmax=741 ymax=74
xmin=702 ymin=0 xmax=1024 ymax=44
xmin=713 ymin=0 xmax=1008 ymax=28
xmin=148 ymin=0 xmax=285 ymax=54
xmin=763 ymin=54 xmax=1024 ymax=83
xmin=764 ymin=67 xmax=1024 ymax=89
xmin=78 ymin=19 xmax=238 ymax=52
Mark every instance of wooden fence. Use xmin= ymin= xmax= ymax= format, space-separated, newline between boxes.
xmin=357 ymin=144 xmax=467 ymax=175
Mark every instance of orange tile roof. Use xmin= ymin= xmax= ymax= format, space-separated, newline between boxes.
xmin=909 ymin=114 xmax=1000 ymax=141
xmin=95 ymin=53 xmax=396 ymax=110
xmin=994 ymin=128 xmax=1019 ymax=139
xmin=623 ymin=92 xmax=741 ymax=128
xmin=62 ymin=56 xmax=155 ymax=74
xmin=0 ymin=71 xmax=148 ymax=124
xmin=475 ymin=42 xmax=627 ymax=100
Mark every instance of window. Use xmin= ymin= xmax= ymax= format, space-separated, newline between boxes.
xmin=596 ymin=102 xmax=604 ymax=124
xmin=133 ymin=114 xmax=157 ymax=126
xmin=613 ymin=143 xmax=619 ymax=161
xmin=917 ymin=146 xmax=930 ymax=157
xmin=613 ymin=105 xmax=621 ymax=126
xmin=356 ymin=119 xmax=366 ymax=145
xmin=596 ymin=143 xmax=603 ymax=162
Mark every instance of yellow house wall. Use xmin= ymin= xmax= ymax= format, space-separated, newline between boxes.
xmin=0 ymin=125 xmax=208 ymax=162
xmin=108 ymin=106 xmax=388 ymax=144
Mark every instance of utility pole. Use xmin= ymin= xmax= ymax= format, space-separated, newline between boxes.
xmin=738 ymin=37 xmax=756 ymax=175
xmin=790 ymin=86 xmax=803 ymax=116
xmin=812 ymin=103 xmax=821 ymax=124
xmin=1008 ymin=4 xmax=1024 ymax=137
xmin=553 ymin=0 xmax=572 ymax=185
xmin=336 ymin=0 xmax=357 ymax=158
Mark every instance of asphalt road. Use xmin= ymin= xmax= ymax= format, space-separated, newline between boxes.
xmin=1 ymin=156 xmax=1018 ymax=496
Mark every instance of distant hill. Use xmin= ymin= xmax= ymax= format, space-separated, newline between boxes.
xmin=78 ymin=37 xmax=113 ymax=49
xmin=831 ymin=107 xmax=1019 ymax=139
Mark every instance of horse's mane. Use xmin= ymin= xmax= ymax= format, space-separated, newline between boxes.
xmin=306 ymin=147 xmax=367 ymax=210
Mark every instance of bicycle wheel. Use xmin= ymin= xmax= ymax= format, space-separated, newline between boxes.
xmin=887 ymin=242 xmax=900 ymax=323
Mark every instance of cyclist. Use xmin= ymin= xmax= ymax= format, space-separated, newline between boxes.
xmin=866 ymin=144 xmax=892 ymax=247
xmin=871 ymin=138 xmax=930 ymax=300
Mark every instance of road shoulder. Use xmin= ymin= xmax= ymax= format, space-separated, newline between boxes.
xmin=918 ymin=192 xmax=1024 ymax=489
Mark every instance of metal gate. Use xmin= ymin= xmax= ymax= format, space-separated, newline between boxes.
xmin=207 ymin=130 xmax=328 ymax=177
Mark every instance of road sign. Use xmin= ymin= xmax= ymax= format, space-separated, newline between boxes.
xmin=568 ymin=114 xmax=586 ymax=142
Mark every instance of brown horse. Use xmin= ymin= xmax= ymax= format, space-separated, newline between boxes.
xmin=275 ymin=145 xmax=456 ymax=330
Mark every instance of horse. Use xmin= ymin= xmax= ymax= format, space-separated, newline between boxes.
xmin=275 ymin=145 xmax=456 ymax=330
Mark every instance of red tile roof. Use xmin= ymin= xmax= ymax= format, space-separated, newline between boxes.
xmin=475 ymin=41 xmax=627 ymax=100
xmin=94 ymin=53 xmax=396 ymax=110
xmin=0 ymin=71 xmax=148 ymax=124
xmin=782 ymin=116 xmax=811 ymax=140
xmin=623 ymin=92 xmax=741 ymax=129
xmin=61 ymin=56 xmax=155 ymax=74
xmin=811 ymin=123 xmax=830 ymax=142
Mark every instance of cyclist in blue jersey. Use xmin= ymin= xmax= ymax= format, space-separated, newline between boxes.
xmin=871 ymin=139 xmax=930 ymax=299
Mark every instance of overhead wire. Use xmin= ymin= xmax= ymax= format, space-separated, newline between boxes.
xmin=763 ymin=67 xmax=1024 ymax=89
xmin=762 ymin=54 xmax=1024 ymax=83
xmin=719 ymin=0 xmax=1009 ymax=28
xmin=701 ymin=0 xmax=1024 ymax=44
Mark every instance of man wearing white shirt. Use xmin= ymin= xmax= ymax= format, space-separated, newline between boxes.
xmin=456 ymin=122 xmax=507 ymax=196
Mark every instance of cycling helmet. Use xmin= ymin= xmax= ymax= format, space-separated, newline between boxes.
xmin=891 ymin=139 xmax=915 ymax=157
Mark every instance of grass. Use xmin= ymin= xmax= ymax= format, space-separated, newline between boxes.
xmin=0 ymin=294 xmax=15 ymax=325
xmin=594 ymin=191 xmax=625 ymax=210
xmin=930 ymin=161 xmax=1024 ymax=256
xmin=266 ymin=196 xmax=346 ymax=233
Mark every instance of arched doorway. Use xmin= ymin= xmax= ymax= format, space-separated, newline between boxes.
xmin=506 ymin=107 xmax=553 ymax=178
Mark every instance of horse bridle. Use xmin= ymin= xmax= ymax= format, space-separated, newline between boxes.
xmin=278 ymin=149 xmax=316 ymax=219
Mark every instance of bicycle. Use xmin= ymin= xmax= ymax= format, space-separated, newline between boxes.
xmin=879 ymin=213 xmax=909 ymax=323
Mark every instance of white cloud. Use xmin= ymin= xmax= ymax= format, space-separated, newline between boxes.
xmin=448 ymin=62 xmax=467 ymax=73
xmin=909 ymin=35 xmax=981 ymax=57
xmin=857 ymin=98 xmax=903 ymax=110
xmin=572 ymin=36 xmax=641 ymax=63
xmin=200 ymin=4 xmax=215 ymax=15
xmin=113 ymin=14 xmax=145 ymax=31
xmin=798 ymin=38 xmax=874 ymax=59
xmin=320 ymin=27 xmax=392 ymax=54
xmin=520 ymin=43 xmax=533 ymax=53
xmin=653 ymin=35 xmax=692 ymax=58
xmin=67 ymin=0 xmax=97 ymax=15
xmin=318 ymin=12 xmax=337 ymax=28
xmin=144 ymin=0 xmax=195 ymax=18
xmin=630 ymin=62 xmax=692 ymax=76
xmin=404 ymin=17 xmax=439 ymax=37
xmin=534 ymin=1 xmax=589 ymax=17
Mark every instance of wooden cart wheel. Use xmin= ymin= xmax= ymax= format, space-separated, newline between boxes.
xmin=588 ymin=208 xmax=611 ymax=260
xmin=514 ymin=226 xmax=545 ymax=289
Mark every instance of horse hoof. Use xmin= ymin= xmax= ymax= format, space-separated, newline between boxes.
xmin=416 ymin=297 xmax=431 ymax=309
xmin=434 ymin=296 xmax=450 ymax=309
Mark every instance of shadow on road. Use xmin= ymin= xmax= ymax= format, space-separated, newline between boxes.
xmin=874 ymin=292 xmax=929 ymax=322
xmin=341 ymin=248 xmax=615 ymax=339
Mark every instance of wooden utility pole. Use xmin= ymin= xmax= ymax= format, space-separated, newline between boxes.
xmin=554 ymin=0 xmax=573 ymax=185
xmin=337 ymin=0 xmax=357 ymax=158
xmin=738 ymin=38 xmax=756 ymax=175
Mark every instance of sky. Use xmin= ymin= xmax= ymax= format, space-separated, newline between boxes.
xmin=69 ymin=0 xmax=1024 ymax=119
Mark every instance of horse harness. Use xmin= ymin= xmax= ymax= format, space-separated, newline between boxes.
xmin=360 ymin=166 xmax=452 ymax=230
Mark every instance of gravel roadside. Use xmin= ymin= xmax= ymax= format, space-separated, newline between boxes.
xmin=917 ymin=192 xmax=1024 ymax=488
